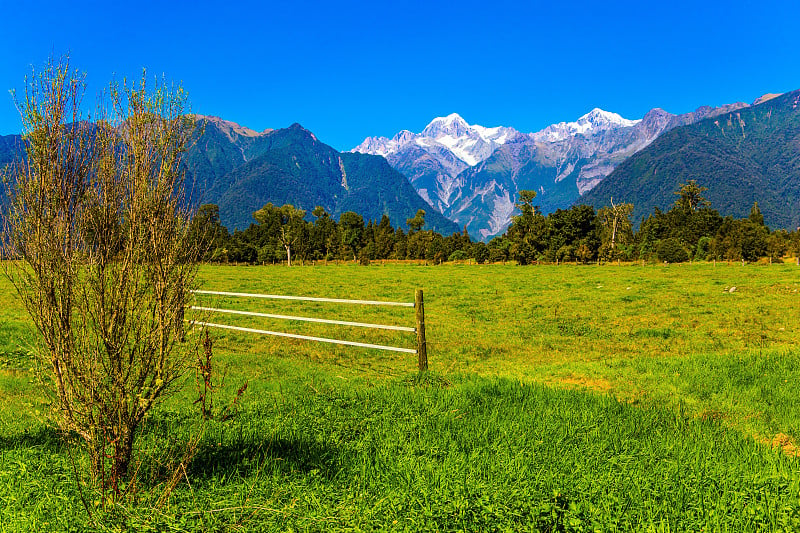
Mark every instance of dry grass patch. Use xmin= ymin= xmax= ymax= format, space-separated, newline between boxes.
xmin=554 ymin=374 xmax=614 ymax=393
xmin=771 ymin=433 xmax=800 ymax=457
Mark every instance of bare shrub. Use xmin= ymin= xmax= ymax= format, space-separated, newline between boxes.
xmin=195 ymin=329 xmax=248 ymax=422
xmin=2 ymin=56 xmax=200 ymax=497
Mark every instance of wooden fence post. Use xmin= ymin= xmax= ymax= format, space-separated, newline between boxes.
xmin=415 ymin=289 xmax=428 ymax=371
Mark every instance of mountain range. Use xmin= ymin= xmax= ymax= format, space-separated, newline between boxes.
xmin=354 ymin=103 xmax=748 ymax=239
xmin=1 ymin=89 xmax=798 ymax=240
xmin=581 ymin=90 xmax=800 ymax=230
xmin=0 ymin=121 xmax=461 ymax=235
xmin=184 ymin=117 xmax=460 ymax=234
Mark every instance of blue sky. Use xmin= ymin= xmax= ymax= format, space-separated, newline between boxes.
xmin=1 ymin=0 xmax=797 ymax=150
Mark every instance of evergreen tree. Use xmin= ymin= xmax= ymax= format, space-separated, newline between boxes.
xmin=188 ymin=204 xmax=230 ymax=261
xmin=407 ymin=209 xmax=426 ymax=232
xmin=310 ymin=206 xmax=337 ymax=260
xmin=392 ymin=227 xmax=408 ymax=259
xmin=374 ymin=215 xmax=396 ymax=259
xmin=749 ymin=201 xmax=765 ymax=226
xmin=339 ymin=211 xmax=365 ymax=261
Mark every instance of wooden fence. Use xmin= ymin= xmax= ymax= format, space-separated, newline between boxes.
xmin=187 ymin=289 xmax=428 ymax=371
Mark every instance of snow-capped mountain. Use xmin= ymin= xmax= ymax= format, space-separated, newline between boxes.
xmin=531 ymin=108 xmax=640 ymax=143
xmin=358 ymin=113 xmax=520 ymax=165
xmin=353 ymin=113 xmax=524 ymax=213
xmin=353 ymin=103 xmax=748 ymax=240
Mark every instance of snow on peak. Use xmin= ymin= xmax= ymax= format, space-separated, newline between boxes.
xmin=353 ymin=107 xmax=644 ymax=160
xmin=422 ymin=113 xmax=473 ymax=139
xmin=352 ymin=135 xmax=396 ymax=157
xmin=442 ymin=112 xmax=467 ymax=123
xmin=532 ymin=108 xmax=641 ymax=142
xmin=423 ymin=113 xmax=469 ymax=129
xmin=578 ymin=108 xmax=640 ymax=128
xmin=354 ymin=113 xmax=520 ymax=167
xmin=392 ymin=129 xmax=415 ymax=144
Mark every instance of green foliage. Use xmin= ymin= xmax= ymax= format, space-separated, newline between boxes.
xmin=188 ymin=204 xmax=230 ymax=261
xmin=406 ymin=209 xmax=425 ymax=232
xmin=358 ymin=247 xmax=371 ymax=266
xmin=208 ymin=178 xmax=799 ymax=266
xmin=182 ymin=122 xmax=460 ymax=235
xmin=635 ymin=184 xmax=723 ymax=256
xmin=448 ymin=249 xmax=468 ymax=261
xmin=695 ymin=236 xmax=712 ymax=260
xmin=338 ymin=211 xmax=365 ymax=261
xmin=253 ymin=203 xmax=308 ymax=266
xmin=712 ymin=217 xmax=770 ymax=262
xmin=674 ymin=179 xmax=711 ymax=212
xmin=597 ymin=200 xmax=634 ymax=260
xmin=657 ymin=237 xmax=689 ymax=263
xmin=767 ymin=230 xmax=791 ymax=260
xmin=472 ymin=241 xmax=489 ymax=264
xmin=505 ymin=196 xmax=600 ymax=264
xmin=207 ymin=202 xmax=484 ymax=265
xmin=750 ymin=201 xmax=766 ymax=227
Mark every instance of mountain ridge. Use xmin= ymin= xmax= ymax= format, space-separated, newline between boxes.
xmin=185 ymin=119 xmax=461 ymax=234
xmin=580 ymin=90 xmax=800 ymax=230
xmin=355 ymin=102 xmax=748 ymax=239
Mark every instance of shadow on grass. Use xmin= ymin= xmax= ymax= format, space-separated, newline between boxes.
xmin=187 ymin=436 xmax=345 ymax=481
xmin=0 ymin=425 xmax=68 ymax=452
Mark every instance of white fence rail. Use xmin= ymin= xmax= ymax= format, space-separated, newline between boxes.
xmin=192 ymin=290 xmax=415 ymax=307
xmin=187 ymin=289 xmax=429 ymax=370
xmin=190 ymin=306 xmax=416 ymax=332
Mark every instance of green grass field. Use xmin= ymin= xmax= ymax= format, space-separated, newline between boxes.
xmin=1 ymin=263 xmax=800 ymax=531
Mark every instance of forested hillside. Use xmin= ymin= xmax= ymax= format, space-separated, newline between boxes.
xmin=185 ymin=119 xmax=460 ymax=234
xmin=582 ymin=90 xmax=800 ymax=229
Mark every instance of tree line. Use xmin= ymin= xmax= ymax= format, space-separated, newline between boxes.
xmin=191 ymin=180 xmax=800 ymax=265
xmin=189 ymin=204 xmax=472 ymax=265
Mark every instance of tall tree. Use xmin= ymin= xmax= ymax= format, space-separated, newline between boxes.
xmin=674 ymin=180 xmax=710 ymax=212
xmin=597 ymin=199 xmax=633 ymax=260
xmin=374 ymin=214 xmax=396 ymax=259
xmin=749 ymin=201 xmax=765 ymax=226
xmin=253 ymin=203 xmax=307 ymax=266
xmin=506 ymin=190 xmax=547 ymax=264
xmin=339 ymin=211 xmax=365 ymax=260
xmin=310 ymin=206 xmax=337 ymax=260
xmin=188 ymin=204 xmax=230 ymax=261
xmin=407 ymin=209 xmax=426 ymax=233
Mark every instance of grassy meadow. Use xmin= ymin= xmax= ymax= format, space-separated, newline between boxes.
xmin=1 ymin=262 xmax=800 ymax=531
